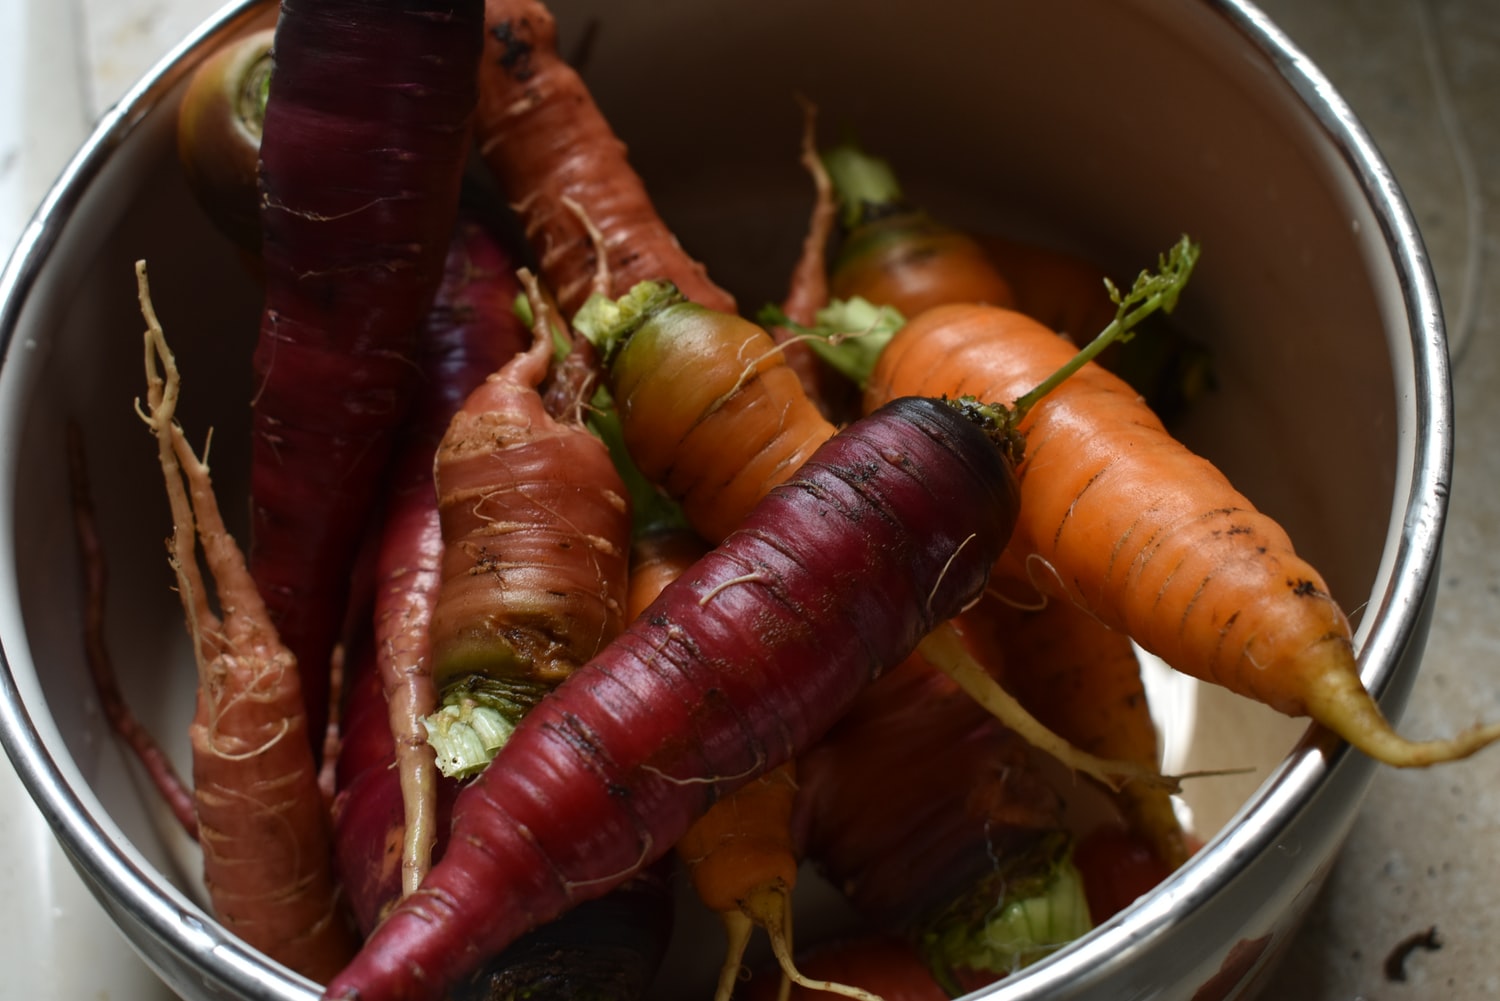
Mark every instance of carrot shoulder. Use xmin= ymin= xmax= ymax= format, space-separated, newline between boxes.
xmin=866 ymin=299 xmax=1500 ymax=767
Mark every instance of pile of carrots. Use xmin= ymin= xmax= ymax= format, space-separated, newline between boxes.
xmin=72 ymin=2 xmax=1500 ymax=1001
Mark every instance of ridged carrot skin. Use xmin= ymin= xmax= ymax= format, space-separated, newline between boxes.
xmin=867 ymin=303 xmax=1333 ymax=718
xmin=475 ymin=0 xmax=735 ymax=318
xmin=248 ymin=0 xmax=483 ymax=748
xmin=864 ymin=303 xmax=1499 ymax=767
xmin=322 ymin=395 xmax=1020 ymax=1001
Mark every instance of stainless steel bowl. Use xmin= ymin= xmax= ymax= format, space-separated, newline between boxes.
xmin=0 ymin=1 xmax=1451 ymax=999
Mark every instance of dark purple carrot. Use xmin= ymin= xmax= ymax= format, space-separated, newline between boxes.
xmin=247 ymin=0 xmax=484 ymax=752
xmin=322 ymin=393 xmax=1021 ymax=1001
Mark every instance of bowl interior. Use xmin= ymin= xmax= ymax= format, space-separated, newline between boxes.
xmin=0 ymin=0 xmax=1431 ymax=998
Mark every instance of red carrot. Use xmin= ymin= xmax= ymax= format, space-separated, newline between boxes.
xmin=626 ymin=527 xmax=863 ymax=1001
xmin=335 ymin=628 xmax=674 ymax=1000
xmin=580 ymin=282 xmax=1168 ymax=790
xmin=473 ymin=0 xmax=736 ymax=318
xmin=323 ymin=393 xmax=1022 ymax=1001
xmin=247 ymin=0 xmax=484 ymax=751
xmin=135 ymin=263 xmax=357 ymax=980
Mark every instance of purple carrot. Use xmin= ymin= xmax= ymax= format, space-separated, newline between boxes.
xmin=247 ymin=0 xmax=484 ymax=750
xmin=323 ymin=394 xmax=1022 ymax=1001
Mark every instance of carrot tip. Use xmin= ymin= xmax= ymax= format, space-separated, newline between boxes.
xmin=1304 ymin=663 xmax=1500 ymax=768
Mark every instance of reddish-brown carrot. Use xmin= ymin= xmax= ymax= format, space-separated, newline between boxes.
xmin=135 ymin=262 xmax=356 ymax=980
xmin=473 ymin=0 xmax=735 ymax=318
xmin=368 ymin=218 xmax=530 ymax=892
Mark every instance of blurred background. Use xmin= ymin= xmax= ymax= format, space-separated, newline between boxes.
xmin=1 ymin=0 xmax=1494 ymax=997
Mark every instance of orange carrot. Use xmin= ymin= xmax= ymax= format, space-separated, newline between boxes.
xmin=134 ymin=262 xmax=356 ymax=979
xmin=474 ymin=0 xmax=735 ymax=318
xmin=861 ymin=243 xmax=1500 ymax=767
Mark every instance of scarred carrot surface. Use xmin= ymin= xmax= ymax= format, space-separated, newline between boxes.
xmin=425 ymin=283 xmax=632 ymax=722
xmin=370 ymin=219 xmax=529 ymax=892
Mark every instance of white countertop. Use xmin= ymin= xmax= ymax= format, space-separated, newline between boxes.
xmin=3 ymin=1 xmax=1496 ymax=998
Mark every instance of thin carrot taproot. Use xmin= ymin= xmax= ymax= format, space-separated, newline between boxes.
xmin=247 ymin=0 xmax=484 ymax=753
xmin=473 ymin=0 xmax=735 ymax=319
xmin=855 ymin=238 xmax=1500 ymax=767
xmin=134 ymin=262 xmax=357 ymax=980
xmin=68 ymin=423 xmax=199 ymax=838
xmin=763 ymin=98 xmax=857 ymax=422
xmin=322 ymin=393 xmax=1023 ymax=1001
